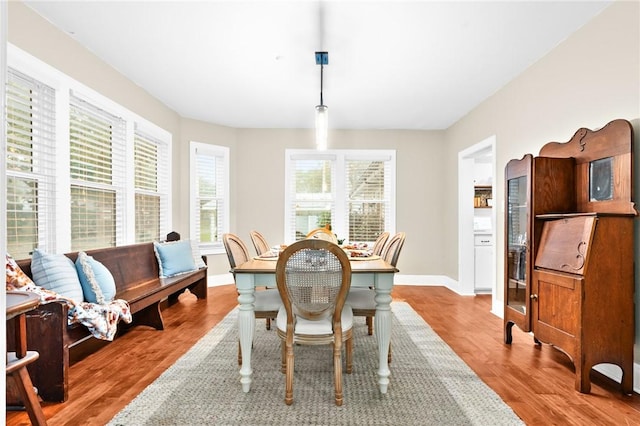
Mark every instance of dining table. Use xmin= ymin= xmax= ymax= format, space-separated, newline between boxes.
xmin=232 ymin=253 xmax=398 ymax=395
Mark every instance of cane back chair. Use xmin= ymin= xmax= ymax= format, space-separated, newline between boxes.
xmin=275 ymin=239 xmax=353 ymax=406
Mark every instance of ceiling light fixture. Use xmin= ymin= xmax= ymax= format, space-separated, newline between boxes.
xmin=315 ymin=51 xmax=329 ymax=151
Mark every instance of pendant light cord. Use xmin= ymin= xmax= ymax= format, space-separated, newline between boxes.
xmin=320 ymin=63 xmax=324 ymax=106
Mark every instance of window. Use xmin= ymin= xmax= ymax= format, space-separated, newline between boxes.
xmin=346 ymin=159 xmax=391 ymax=242
xmin=5 ymin=68 xmax=57 ymax=259
xmin=6 ymin=45 xmax=171 ymax=257
xmin=190 ymin=142 xmax=229 ymax=254
xmin=287 ymin=156 xmax=335 ymax=240
xmin=134 ymin=129 xmax=169 ymax=243
xmin=285 ymin=150 xmax=395 ymax=244
xmin=69 ymin=96 xmax=126 ymax=250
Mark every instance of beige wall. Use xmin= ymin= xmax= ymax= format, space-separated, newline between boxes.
xmin=232 ymin=128 xmax=446 ymax=275
xmin=8 ymin=2 xmax=181 ymax=134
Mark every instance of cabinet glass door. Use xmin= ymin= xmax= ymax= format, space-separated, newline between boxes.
xmin=506 ymin=176 xmax=528 ymax=314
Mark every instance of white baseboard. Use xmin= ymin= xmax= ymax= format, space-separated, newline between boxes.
xmin=208 ymin=273 xmax=234 ymax=287
xmin=392 ymin=274 xmax=456 ymax=287
xmin=594 ymin=363 xmax=640 ymax=394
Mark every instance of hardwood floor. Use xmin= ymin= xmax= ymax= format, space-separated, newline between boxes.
xmin=6 ymin=285 xmax=640 ymax=425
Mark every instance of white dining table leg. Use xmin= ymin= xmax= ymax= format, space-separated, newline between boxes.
xmin=236 ymin=281 xmax=256 ymax=393
xmin=374 ymin=275 xmax=393 ymax=394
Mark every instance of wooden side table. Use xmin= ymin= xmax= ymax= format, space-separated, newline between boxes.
xmin=6 ymin=291 xmax=48 ymax=425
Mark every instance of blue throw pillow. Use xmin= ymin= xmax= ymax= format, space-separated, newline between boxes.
xmin=31 ymin=249 xmax=84 ymax=304
xmin=75 ymin=251 xmax=117 ymax=304
xmin=153 ymin=240 xmax=197 ymax=278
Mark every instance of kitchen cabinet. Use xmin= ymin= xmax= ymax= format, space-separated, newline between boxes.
xmin=474 ymin=186 xmax=492 ymax=208
xmin=474 ymin=234 xmax=493 ymax=292
xmin=503 ymin=119 xmax=635 ymax=394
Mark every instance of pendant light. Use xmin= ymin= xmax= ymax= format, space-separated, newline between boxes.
xmin=315 ymin=51 xmax=328 ymax=151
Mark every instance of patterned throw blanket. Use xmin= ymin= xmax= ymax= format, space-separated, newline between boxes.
xmin=6 ymin=255 xmax=132 ymax=341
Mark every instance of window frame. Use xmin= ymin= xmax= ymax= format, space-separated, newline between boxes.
xmin=6 ymin=44 xmax=172 ymax=255
xmin=284 ymin=149 xmax=396 ymax=244
xmin=189 ymin=141 xmax=230 ymax=255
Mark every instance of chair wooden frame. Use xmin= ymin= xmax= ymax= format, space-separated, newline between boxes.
xmin=306 ymin=227 xmax=338 ymax=243
xmin=249 ymin=230 xmax=271 ymax=256
xmin=372 ymin=231 xmax=390 ymax=256
xmin=380 ymin=232 xmax=406 ymax=269
xmin=275 ymin=239 xmax=353 ymax=406
xmin=349 ymin=232 xmax=406 ymax=342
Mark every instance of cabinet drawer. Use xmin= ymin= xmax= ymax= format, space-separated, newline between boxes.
xmin=474 ymin=235 xmax=493 ymax=246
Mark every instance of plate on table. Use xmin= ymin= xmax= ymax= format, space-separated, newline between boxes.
xmin=254 ymin=251 xmax=279 ymax=261
xmin=344 ymin=249 xmax=380 ymax=261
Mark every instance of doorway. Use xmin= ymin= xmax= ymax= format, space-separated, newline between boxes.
xmin=457 ymin=136 xmax=496 ymax=299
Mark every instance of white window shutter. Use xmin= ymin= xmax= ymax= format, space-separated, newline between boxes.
xmin=191 ymin=142 xmax=229 ymax=253
xmin=134 ymin=129 xmax=169 ymax=243
xmin=285 ymin=149 xmax=395 ymax=245
xmin=5 ymin=68 xmax=57 ymax=259
xmin=69 ymin=94 xmax=127 ymax=251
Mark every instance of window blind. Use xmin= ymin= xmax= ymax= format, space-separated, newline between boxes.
xmin=194 ymin=146 xmax=226 ymax=247
xmin=345 ymin=159 xmax=390 ymax=242
xmin=69 ymin=95 xmax=126 ymax=251
xmin=8 ymin=48 xmax=174 ymax=252
xmin=287 ymin=158 xmax=335 ymax=241
xmin=5 ymin=68 xmax=57 ymax=259
xmin=134 ymin=130 xmax=169 ymax=243
xmin=285 ymin=150 xmax=395 ymax=244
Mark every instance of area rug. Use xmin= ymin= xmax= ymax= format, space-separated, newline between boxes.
xmin=108 ymin=302 xmax=523 ymax=425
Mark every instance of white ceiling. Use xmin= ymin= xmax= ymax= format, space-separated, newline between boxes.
xmin=24 ymin=1 xmax=611 ymax=130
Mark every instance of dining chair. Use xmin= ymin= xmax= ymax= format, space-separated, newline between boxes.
xmin=275 ymin=239 xmax=353 ymax=406
xmin=354 ymin=230 xmax=389 ymax=334
xmin=249 ymin=230 xmax=271 ymax=256
xmin=306 ymin=227 xmax=338 ymax=243
xmin=347 ymin=232 xmax=406 ymax=339
xmin=222 ymin=233 xmax=282 ymax=364
xmin=372 ymin=231 xmax=390 ymax=256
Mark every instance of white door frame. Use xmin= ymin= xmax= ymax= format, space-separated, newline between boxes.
xmin=457 ymin=135 xmax=496 ymax=297
xmin=1 ymin=0 xmax=8 ymax=409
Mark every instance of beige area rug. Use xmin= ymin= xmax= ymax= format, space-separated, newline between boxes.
xmin=108 ymin=302 xmax=523 ymax=425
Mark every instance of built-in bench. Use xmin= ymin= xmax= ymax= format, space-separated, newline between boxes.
xmin=8 ymin=241 xmax=208 ymax=403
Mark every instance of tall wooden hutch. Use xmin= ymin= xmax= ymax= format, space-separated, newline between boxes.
xmin=503 ymin=119 xmax=636 ymax=394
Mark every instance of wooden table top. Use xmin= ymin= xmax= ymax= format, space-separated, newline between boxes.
xmin=6 ymin=291 xmax=41 ymax=320
xmin=234 ymin=257 xmax=398 ymax=274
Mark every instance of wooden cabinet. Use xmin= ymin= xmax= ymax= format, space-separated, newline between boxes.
xmin=533 ymin=214 xmax=634 ymax=394
xmin=504 ymin=155 xmax=532 ymax=334
xmin=503 ymin=119 xmax=636 ymax=394
xmin=504 ymin=155 xmax=575 ymax=337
